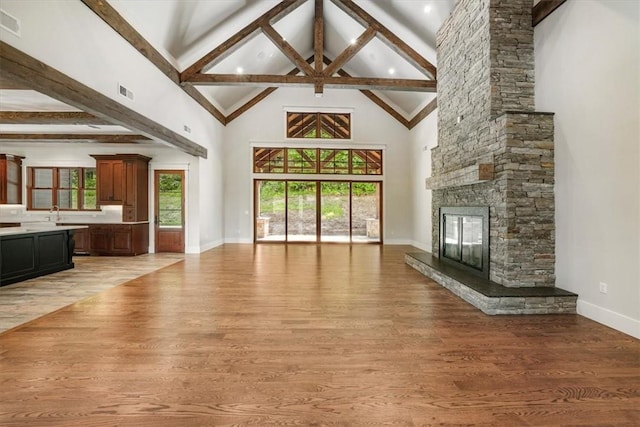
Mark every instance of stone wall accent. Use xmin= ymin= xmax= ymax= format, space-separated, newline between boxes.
xmin=430 ymin=0 xmax=557 ymax=288
xmin=489 ymin=0 xmax=536 ymax=115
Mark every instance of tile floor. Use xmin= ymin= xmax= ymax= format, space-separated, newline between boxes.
xmin=0 ymin=253 xmax=185 ymax=333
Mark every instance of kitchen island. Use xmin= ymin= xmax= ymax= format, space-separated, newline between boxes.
xmin=0 ymin=225 xmax=87 ymax=287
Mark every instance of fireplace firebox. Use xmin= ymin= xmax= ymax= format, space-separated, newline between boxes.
xmin=439 ymin=207 xmax=489 ymax=279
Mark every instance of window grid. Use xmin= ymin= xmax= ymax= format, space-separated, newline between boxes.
xmin=27 ymin=166 xmax=97 ymax=211
xmin=286 ymin=112 xmax=351 ymax=139
xmin=253 ymin=148 xmax=382 ymax=176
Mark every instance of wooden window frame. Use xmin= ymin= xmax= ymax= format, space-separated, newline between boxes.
xmin=253 ymin=147 xmax=382 ymax=176
xmin=286 ymin=112 xmax=351 ymax=140
xmin=27 ymin=166 xmax=97 ymax=211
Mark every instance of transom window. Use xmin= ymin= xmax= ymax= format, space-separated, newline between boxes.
xmin=286 ymin=112 xmax=351 ymax=139
xmin=253 ymin=148 xmax=382 ymax=175
xmin=27 ymin=167 xmax=97 ymax=210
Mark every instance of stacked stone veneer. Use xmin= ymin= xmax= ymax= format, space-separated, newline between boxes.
xmin=430 ymin=0 xmax=556 ymax=288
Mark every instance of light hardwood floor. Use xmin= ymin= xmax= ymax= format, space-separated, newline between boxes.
xmin=0 ymin=244 xmax=638 ymax=426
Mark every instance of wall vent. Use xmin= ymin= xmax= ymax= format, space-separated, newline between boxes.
xmin=118 ymin=83 xmax=134 ymax=100
xmin=0 ymin=9 xmax=21 ymax=37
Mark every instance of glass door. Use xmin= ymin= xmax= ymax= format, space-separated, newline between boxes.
xmin=255 ymin=180 xmax=286 ymax=242
xmin=254 ymin=180 xmax=382 ymax=243
xmin=286 ymin=181 xmax=317 ymax=242
xmin=351 ymin=182 xmax=381 ymax=242
xmin=154 ymin=170 xmax=185 ymax=253
xmin=320 ymin=182 xmax=350 ymax=242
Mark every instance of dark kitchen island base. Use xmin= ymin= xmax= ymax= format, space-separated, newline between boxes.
xmin=0 ymin=227 xmax=84 ymax=287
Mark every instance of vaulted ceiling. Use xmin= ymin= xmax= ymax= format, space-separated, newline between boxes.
xmin=0 ymin=0 xmax=456 ymax=150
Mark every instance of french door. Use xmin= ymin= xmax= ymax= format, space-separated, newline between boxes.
xmin=254 ymin=180 xmax=381 ymax=243
xmin=154 ymin=170 xmax=185 ymax=253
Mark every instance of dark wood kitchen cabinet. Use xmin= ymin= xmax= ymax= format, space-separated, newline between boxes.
xmin=88 ymin=223 xmax=148 ymax=256
xmin=94 ymin=159 xmax=124 ymax=205
xmin=0 ymin=154 xmax=23 ymax=204
xmin=91 ymin=154 xmax=151 ymax=221
xmin=71 ymin=227 xmax=89 ymax=254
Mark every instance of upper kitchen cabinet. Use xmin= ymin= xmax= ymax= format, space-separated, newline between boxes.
xmin=91 ymin=154 xmax=151 ymax=222
xmin=0 ymin=154 xmax=23 ymax=204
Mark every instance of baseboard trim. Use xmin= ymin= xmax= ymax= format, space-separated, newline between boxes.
xmin=224 ymin=238 xmax=253 ymax=244
xmin=577 ymin=299 xmax=640 ymax=339
xmin=384 ymin=239 xmax=413 ymax=245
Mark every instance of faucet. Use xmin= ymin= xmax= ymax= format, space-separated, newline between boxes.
xmin=49 ymin=205 xmax=60 ymax=222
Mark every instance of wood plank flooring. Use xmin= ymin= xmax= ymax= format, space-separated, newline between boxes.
xmin=0 ymin=244 xmax=638 ymax=426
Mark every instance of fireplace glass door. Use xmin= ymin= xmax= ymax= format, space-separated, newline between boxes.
xmin=440 ymin=207 xmax=489 ymax=278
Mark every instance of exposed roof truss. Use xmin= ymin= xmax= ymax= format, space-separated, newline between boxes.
xmin=81 ymin=0 xmax=439 ymax=128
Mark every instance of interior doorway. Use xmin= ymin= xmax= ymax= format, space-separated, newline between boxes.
xmin=154 ymin=170 xmax=185 ymax=253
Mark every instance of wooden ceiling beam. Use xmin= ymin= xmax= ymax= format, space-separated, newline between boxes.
xmin=181 ymin=83 xmax=227 ymax=124
xmin=0 ymin=41 xmax=207 ymax=157
xmin=180 ymin=0 xmax=308 ymax=81
xmin=0 ymin=133 xmax=150 ymax=143
xmin=335 ymin=66 xmax=409 ymax=128
xmin=0 ymin=76 xmax=30 ymax=89
xmin=227 ymin=63 xmax=303 ymax=124
xmin=261 ymin=24 xmax=315 ymax=76
xmin=188 ymin=74 xmax=436 ymax=92
xmin=81 ymin=0 xmax=225 ymax=125
xmin=0 ymin=111 xmax=113 ymax=125
xmin=533 ymin=0 xmax=567 ymax=26
xmin=314 ymin=0 xmax=324 ymax=96
xmin=329 ymin=0 xmax=436 ymax=79
xmin=314 ymin=0 xmax=324 ymax=75
xmin=80 ymin=0 xmax=179 ymax=84
xmin=323 ymin=27 xmax=376 ymax=77
xmin=408 ymin=97 xmax=438 ymax=129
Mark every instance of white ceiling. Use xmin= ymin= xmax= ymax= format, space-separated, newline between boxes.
xmin=0 ymin=0 xmax=455 ymax=139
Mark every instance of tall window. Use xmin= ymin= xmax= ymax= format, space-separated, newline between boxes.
xmin=27 ymin=167 xmax=97 ymax=210
xmin=287 ymin=112 xmax=351 ymax=139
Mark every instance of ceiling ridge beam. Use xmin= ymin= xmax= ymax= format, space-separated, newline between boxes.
xmin=323 ymin=27 xmax=376 ymax=77
xmin=0 ymin=41 xmax=207 ymax=157
xmin=180 ymin=0 xmax=308 ymax=82
xmin=187 ymin=74 xmax=436 ymax=92
xmin=329 ymin=0 xmax=437 ymax=79
xmin=261 ymin=24 xmax=315 ymax=76
xmin=0 ymin=111 xmax=112 ymax=125
xmin=80 ymin=0 xmax=225 ymax=125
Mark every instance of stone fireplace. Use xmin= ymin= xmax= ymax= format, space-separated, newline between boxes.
xmin=406 ymin=0 xmax=577 ymax=314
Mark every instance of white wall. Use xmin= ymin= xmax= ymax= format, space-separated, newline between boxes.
xmin=0 ymin=0 xmax=226 ymax=253
xmin=408 ymin=109 xmax=438 ymax=251
xmin=535 ymin=0 xmax=640 ymax=338
xmin=223 ymin=87 xmax=413 ymax=243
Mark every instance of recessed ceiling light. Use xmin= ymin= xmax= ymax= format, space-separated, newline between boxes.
xmin=350 ymin=38 xmax=356 ymax=45
xmin=236 ymin=67 xmax=244 ymax=74
xmin=388 ymin=68 xmax=395 ymax=75
xmin=424 ymin=5 xmax=432 ymax=14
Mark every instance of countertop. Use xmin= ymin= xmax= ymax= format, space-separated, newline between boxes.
xmin=0 ymin=225 xmax=89 ymax=237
